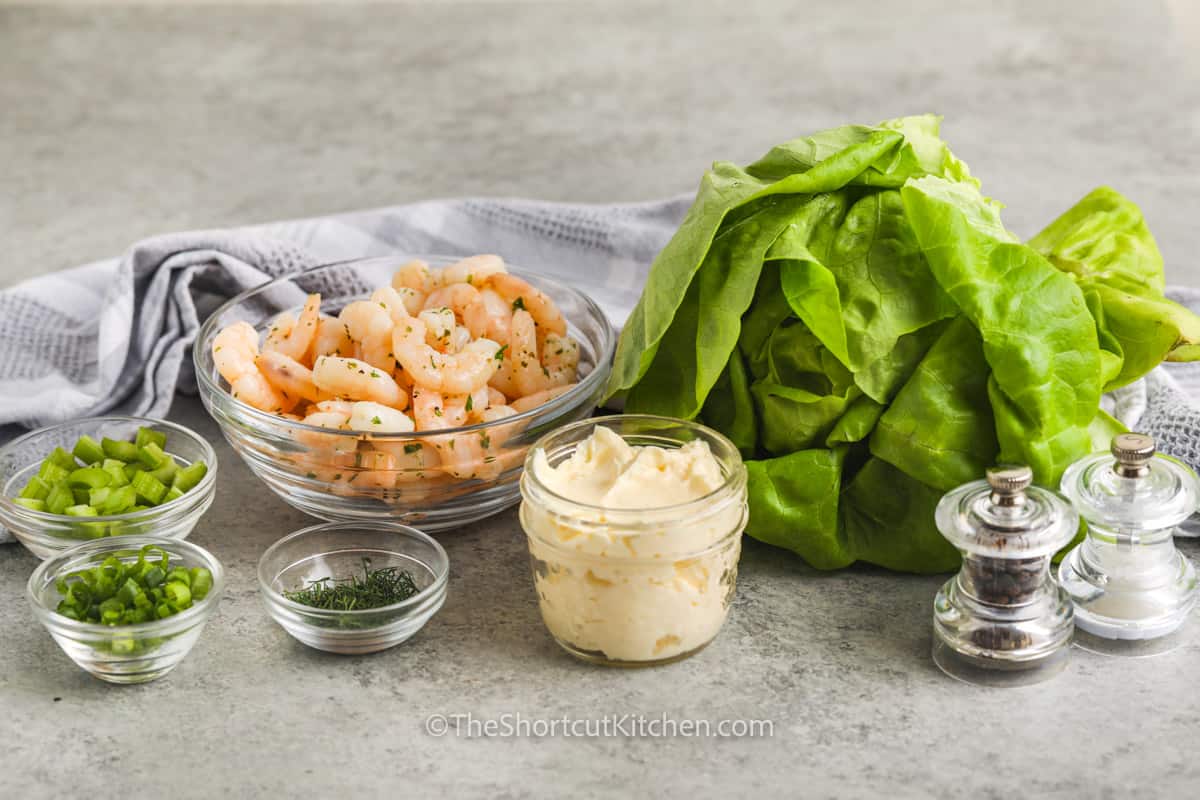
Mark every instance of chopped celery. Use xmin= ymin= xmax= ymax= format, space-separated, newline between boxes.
xmin=173 ymin=462 xmax=208 ymax=492
xmin=131 ymin=471 xmax=167 ymax=505
xmin=65 ymin=504 xmax=98 ymax=517
xmin=19 ymin=476 xmax=51 ymax=500
xmin=46 ymin=447 xmax=78 ymax=470
xmin=71 ymin=435 xmax=106 ymax=466
xmin=137 ymin=442 xmax=167 ymax=469
xmin=14 ymin=498 xmax=46 ymax=512
xmin=45 ymin=483 xmax=74 ymax=515
xmin=67 ymin=467 xmax=112 ymax=489
xmin=102 ymin=461 xmax=130 ymax=487
xmin=135 ymin=427 xmax=167 ymax=451
xmin=28 ymin=429 xmax=206 ymax=519
xmin=101 ymin=438 xmax=139 ymax=462
xmin=38 ymin=460 xmax=70 ymax=484
xmin=150 ymin=458 xmax=178 ymax=485
xmin=101 ymin=485 xmax=137 ymax=515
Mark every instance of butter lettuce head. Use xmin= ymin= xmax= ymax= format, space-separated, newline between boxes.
xmin=607 ymin=116 xmax=1200 ymax=573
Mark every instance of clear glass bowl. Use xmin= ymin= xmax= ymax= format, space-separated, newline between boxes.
xmin=195 ymin=256 xmax=615 ymax=530
xmin=258 ymin=521 xmax=449 ymax=654
xmin=519 ymin=415 xmax=748 ymax=667
xmin=27 ymin=536 xmax=226 ymax=684
xmin=0 ymin=416 xmax=218 ymax=559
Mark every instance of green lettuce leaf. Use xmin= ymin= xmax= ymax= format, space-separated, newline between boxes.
xmin=612 ymin=117 xmax=1199 ymax=574
xmin=1029 ymin=187 xmax=1200 ymax=388
xmin=901 ymin=176 xmax=1100 ymax=485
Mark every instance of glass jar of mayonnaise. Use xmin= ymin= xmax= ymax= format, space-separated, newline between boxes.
xmin=519 ymin=415 xmax=748 ymax=667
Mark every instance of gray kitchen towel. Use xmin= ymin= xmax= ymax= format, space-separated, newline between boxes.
xmin=0 ymin=196 xmax=1197 ymax=544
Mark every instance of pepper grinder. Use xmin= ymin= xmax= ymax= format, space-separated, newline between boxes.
xmin=932 ymin=466 xmax=1078 ymax=686
xmin=1058 ymin=433 xmax=1199 ymax=655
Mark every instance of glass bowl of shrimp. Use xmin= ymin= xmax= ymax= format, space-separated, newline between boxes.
xmin=194 ymin=254 xmax=616 ymax=530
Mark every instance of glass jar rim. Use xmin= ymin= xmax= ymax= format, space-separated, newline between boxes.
xmin=519 ymin=413 xmax=748 ymax=527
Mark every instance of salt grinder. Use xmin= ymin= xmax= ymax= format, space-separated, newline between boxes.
xmin=1058 ymin=433 xmax=1199 ymax=654
xmin=932 ymin=466 xmax=1078 ymax=686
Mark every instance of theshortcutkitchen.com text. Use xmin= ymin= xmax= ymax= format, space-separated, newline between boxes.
xmin=425 ymin=712 xmax=774 ymax=739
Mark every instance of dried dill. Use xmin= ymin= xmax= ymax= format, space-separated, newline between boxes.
xmin=284 ymin=558 xmax=419 ymax=611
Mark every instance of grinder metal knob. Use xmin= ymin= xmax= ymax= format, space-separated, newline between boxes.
xmin=987 ymin=465 xmax=1032 ymax=506
xmin=1112 ymin=433 xmax=1155 ymax=478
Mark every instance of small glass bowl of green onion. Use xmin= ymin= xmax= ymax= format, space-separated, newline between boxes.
xmin=258 ymin=521 xmax=449 ymax=655
xmin=0 ymin=416 xmax=217 ymax=559
xmin=27 ymin=536 xmax=225 ymax=684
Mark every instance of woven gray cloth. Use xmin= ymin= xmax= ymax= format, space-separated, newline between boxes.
xmin=0 ymin=197 xmax=1197 ymax=544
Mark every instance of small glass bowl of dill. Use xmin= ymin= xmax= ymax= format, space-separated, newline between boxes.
xmin=257 ymin=521 xmax=448 ymax=654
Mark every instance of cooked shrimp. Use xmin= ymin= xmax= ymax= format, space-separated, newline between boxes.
xmin=463 ymin=287 xmax=512 ymax=344
xmin=447 ymin=325 xmax=472 ymax=354
xmin=510 ymin=384 xmax=576 ymax=413
xmin=313 ymin=399 xmax=357 ymax=416
xmin=347 ymin=401 xmax=415 ymax=433
xmin=371 ymin=286 xmax=422 ymax=321
xmin=372 ymin=439 xmax=440 ymax=482
xmin=392 ymin=318 xmax=501 ymax=394
xmin=256 ymin=351 xmax=322 ymax=403
xmin=458 ymin=405 xmax=520 ymax=480
xmin=213 ymin=321 xmax=292 ymax=413
xmin=213 ymin=321 xmax=261 ymax=385
xmin=314 ymin=315 xmax=355 ymax=358
xmin=486 ymin=387 xmax=507 ymax=409
xmin=263 ymin=294 xmax=321 ymax=362
xmin=312 ymin=355 xmax=408 ymax=409
xmin=461 ymin=385 xmax=491 ymax=423
xmin=435 ymin=254 xmax=506 ymax=288
xmin=486 ymin=273 xmax=566 ymax=336
xmin=411 ymin=385 xmax=481 ymax=478
xmin=296 ymin=409 xmax=356 ymax=454
xmin=418 ymin=308 xmax=456 ymax=351
xmin=541 ymin=332 xmax=580 ymax=387
xmin=508 ymin=309 xmax=551 ymax=397
xmin=339 ymin=301 xmax=396 ymax=373
xmin=392 ymin=259 xmax=434 ymax=296
xmin=347 ymin=449 xmax=398 ymax=490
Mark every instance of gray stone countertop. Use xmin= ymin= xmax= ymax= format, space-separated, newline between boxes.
xmin=2 ymin=2 xmax=1200 ymax=797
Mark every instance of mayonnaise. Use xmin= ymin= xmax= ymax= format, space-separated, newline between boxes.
xmin=520 ymin=421 xmax=747 ymax=665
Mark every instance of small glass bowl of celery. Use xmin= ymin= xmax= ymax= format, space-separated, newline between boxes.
xmin=258 ymin=521 xmax=449 ymax=655
xmin=0 ymin=416 xmax=217 ymax=559
xmin=27 ymin=535 xmax=225 ymax=684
